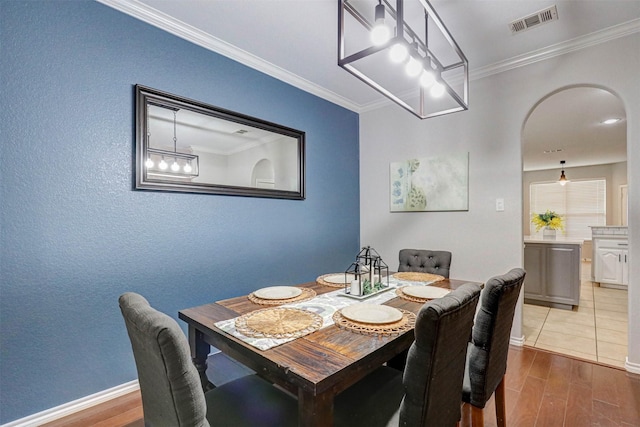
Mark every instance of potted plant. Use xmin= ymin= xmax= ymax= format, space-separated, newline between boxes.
xmin=531 ymin=210 xmax=564 ymax=239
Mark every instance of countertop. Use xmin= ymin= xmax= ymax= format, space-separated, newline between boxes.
xmin=524 ymin=236 xmax=584 ymax=245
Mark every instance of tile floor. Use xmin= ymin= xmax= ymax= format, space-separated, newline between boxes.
xmin=523 ymin=261 xmax=629 ymax=368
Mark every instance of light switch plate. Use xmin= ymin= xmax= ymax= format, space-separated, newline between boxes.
xmin=496 ymin=198 xmax=505 ymax=211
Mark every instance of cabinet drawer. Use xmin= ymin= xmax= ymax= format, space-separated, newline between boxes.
xmin=596 ymin=239 xmax=628 ymax=249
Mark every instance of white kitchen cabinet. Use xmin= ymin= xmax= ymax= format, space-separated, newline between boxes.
xmin=593 ymin=238 xmax=629 ymax=288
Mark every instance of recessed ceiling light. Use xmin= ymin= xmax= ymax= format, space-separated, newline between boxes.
xmin=602 ymin=118 xmax=621 ymax=125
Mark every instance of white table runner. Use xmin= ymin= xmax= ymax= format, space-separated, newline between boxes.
xmin=214 ymin=277 xmax=436 ymax=351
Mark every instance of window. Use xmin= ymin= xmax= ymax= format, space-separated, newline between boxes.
xmin=530 ymin=179 xmax=606 ymax=240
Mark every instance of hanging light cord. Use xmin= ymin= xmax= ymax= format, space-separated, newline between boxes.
xmin=173 ymin=110 xmax=178 ymax=153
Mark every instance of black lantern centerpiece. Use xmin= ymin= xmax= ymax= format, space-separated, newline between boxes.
xmin=344 ymin=246 xmax=389 ymax=296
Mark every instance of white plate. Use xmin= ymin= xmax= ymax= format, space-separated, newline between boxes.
xmin=253 ymin=286 xmax=302 ymax=300
xmin=341 ymin=304 xmax=403 ymax=324
xmin=402 ymin=286 xmax=450 ymax=299
xmin=323 ymin=274 xmax=356 ymax=284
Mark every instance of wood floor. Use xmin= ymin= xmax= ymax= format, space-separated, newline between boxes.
xmin=42 ymin=346 xmax=639 ymax=427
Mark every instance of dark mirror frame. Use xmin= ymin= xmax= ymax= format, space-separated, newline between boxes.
xmin=135 ymin=85 xmax=306 ymax=199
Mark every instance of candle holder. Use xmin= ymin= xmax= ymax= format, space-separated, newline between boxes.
xmin=344 ymin=246 xmax=389 ymax=296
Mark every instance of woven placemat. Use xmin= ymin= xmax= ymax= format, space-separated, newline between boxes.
xmin=235 ymin=307 xmax=323 ymax=339
xmin=248 ymin=288 xmax=316 ymax=305
xmin=316 ymin=273 xmax=355 ymax=288
xmin=395 ymin=287 xmax=444 ymax=303
xmin=392 ymin=272 xmax=445 ymax=282
xmin=332 ymin=308 xmax=416 ymax=337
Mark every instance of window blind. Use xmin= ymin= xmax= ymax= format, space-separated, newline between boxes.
xmin=530 ymin=179 xmax=606 ymax=240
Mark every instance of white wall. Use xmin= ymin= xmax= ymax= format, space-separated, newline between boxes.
xmin=611 ymin=162 xmax=629 ymax=225
xmin=360 ymin=33 xmax=640 ymax=370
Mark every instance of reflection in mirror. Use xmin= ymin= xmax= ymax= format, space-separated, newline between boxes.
xmin=135 ymin=85 xmax=305 ymax=199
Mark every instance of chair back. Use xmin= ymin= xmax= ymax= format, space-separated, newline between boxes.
xmin=399 ymin=282 xmax=481 ymax=426
xmin=464 ymin=268 xmax=526 ymax=407
xmin=398 ymin=249 xmax=452 ymax=278
xmin=119 ymin=292 xmax=209 ymax=427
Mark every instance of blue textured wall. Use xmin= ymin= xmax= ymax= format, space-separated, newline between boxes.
xmin=0 ymin=1 xmax=359 ymax=422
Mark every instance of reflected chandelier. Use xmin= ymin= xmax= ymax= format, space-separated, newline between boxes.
xmin=145 ymin=107 xmax=199 ymax=179
xmin=339 ymin=0 xmax=468 ymax=119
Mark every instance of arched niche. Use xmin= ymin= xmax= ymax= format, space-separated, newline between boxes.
xmin=252 ymin=158 xmax=275 ymax=189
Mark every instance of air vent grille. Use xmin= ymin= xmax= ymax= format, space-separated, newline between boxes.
xmin=510 ymin=5 xmax=558 ymax=34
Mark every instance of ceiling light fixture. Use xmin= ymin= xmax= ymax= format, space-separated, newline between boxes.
xmin=370 ymin=0 xmax=391 ymax=45
xmin=602 ymin=118 xmax=621 ymax=125
xmin=558 ymin=160 xmax=569 ymax=186
xmin=339 ymin=0 xmax=469 ymax=119
xmin=145 ymin=106 xmax=199 ymax=179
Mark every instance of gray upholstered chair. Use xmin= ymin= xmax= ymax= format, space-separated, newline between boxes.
xmin=398 ymin=249 xmax=452 ymax=278
xmin=334 ymin=282 xmax=482 ymax=427
xmin=461 ymin=268 xmax=526 ymax=427
xmin=118 ymin=292 xmax=297 ymax=427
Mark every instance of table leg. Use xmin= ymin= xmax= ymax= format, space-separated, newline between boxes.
xmin=298 ymin=388 xmax=333 ymax=427
xmin=188 ymin=325 xmax=215 ymax=392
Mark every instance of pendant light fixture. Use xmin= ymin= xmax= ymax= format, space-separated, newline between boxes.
xmin=558 ymin=160 xmax=569 ymax=186
xmin=370 ymin=0 xmax=391 ymax=45
xmin=145 ymin=105 xmax=199 ymax=179
xmin=338 ymin=0 xmax=468 ymax=119
xmin=145 ymin=125 xmax=155 ymax=168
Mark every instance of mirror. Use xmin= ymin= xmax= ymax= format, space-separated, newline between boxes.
xmin=135 ymin=85 xmax=305 ymax=199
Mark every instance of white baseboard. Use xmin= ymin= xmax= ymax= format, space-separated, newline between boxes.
xmin=1 ymin=380 xmax=140 ymax=427
xmin=510 ymin=335 xmax=525 ymax=347
xmin=625 ymin=357 xmax=640 ymax=374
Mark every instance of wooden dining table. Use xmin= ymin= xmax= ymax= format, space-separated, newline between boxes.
xmin=178 ymin=277 xmax=479 ymax=427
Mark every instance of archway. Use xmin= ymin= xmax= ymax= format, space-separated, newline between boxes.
xmin=521 ymin=85 xmax=628 ymax=368
xmin=251 ymin=158 xmax=275 ymax=188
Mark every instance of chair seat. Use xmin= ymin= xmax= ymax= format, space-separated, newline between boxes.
xmin=206 ymin=375 xmax=298 ymax=427
xmin=461 ymin=342 xmax=480 ymax=407
xmin=460 ymin=268 xmax=526 ymax=427
xmin=119 ymin=292 xmax=299 ymax=427
xmin=334 ymin=366 xmax=403 ymax=427
xmin=335 ymin=283 xmax=481 ymax=427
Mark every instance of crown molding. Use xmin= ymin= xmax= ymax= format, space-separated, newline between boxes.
xmin=96 ymin=0 xmax=362 ymax=112
xmin=98 ymin=0 xmax=640 ymax=114
xmin=470 ymin=18 xmax=640 ymax=82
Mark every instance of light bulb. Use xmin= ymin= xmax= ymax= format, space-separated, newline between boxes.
xmin=419 ymin=69 xmax=436 ymax=88
xmin=171 ymin=160 xmax=180 ymax=172
xmin=405 ymin=55 xmax=422 ymax=77
xmin=430 ymin=82 xmax=445 ymax=98
xmin=389 ymin=43 xmax=408 ymax=63
xmin=371 ymin=25 xmax=391 ymax=46
xmin=184 ymin=162 xmax=192 ymax=173
xmin=145 ymin=158 xmax=154 ymax=168
xmin=158 ymin=158 xmax=168 ymax=170
xmin=370 ymin=3 xmax=390 ymax=45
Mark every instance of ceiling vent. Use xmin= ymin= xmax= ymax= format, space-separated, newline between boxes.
xmin=510 ymin=6 xmax=558 ymax=34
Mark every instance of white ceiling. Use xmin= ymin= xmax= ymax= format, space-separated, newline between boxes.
xmin=522 ymin=86 xmax=627 ymax=171
xmin=101 ymin=0 xmax=640 ymax=170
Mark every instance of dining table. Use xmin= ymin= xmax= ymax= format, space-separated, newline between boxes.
xmin=178 ymin=275 xmax=480 ymax=427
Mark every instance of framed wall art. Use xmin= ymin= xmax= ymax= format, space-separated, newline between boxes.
xmin=390 ymin=153 xmax=469 ymax=212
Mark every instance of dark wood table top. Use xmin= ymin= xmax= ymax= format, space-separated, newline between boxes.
xmin=179 ymin=278 xmax=478 ymax=426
